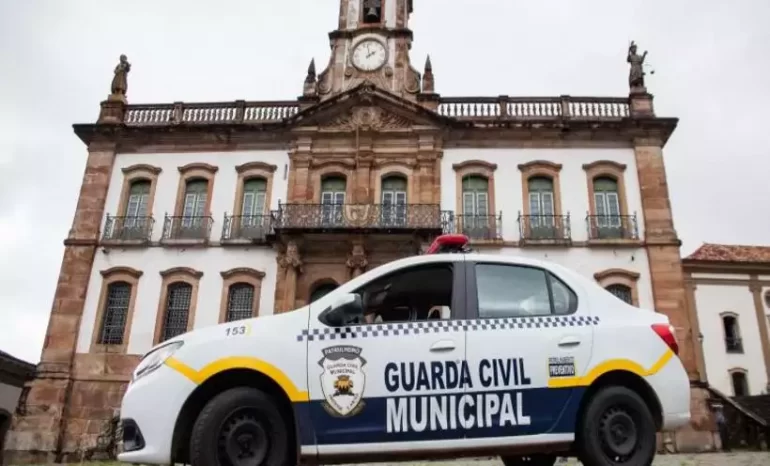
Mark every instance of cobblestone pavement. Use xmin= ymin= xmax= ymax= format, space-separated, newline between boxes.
xmin=348 ymin=453 xmax=769 ymax=466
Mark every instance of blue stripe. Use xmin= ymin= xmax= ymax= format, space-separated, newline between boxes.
xmin=293 ymin=386 xmax=584 ymax=446
xmin=297 ymin=316 xmax=600 ymax=342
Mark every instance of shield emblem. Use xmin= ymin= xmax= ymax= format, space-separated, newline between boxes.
xmin=318 ymin=345 xmax=367 ymax=417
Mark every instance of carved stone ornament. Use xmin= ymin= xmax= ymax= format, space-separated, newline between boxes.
xmin=346 ymin=244 xmax=369 ymax=270
xmin=323 ymin=106 xmax=412 ymax=131
xmin=404 ymin=65 xmax=421 ymax=94
xmin=277 ymin=241 xmax=303 ymax=272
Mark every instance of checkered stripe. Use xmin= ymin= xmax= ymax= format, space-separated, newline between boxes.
xmin=296 ymin=315 xmax=600 ymax=342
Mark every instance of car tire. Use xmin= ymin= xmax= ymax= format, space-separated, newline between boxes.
xmin=500 ymin=454 xmax=556 ymax=466
xmin=577 ymin=385 xmax=656 ymax=466
xmin=189 ymin=387 xmax=291 ymax=466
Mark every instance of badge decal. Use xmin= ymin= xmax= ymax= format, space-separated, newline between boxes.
xmin=548 ymin=356 xmax=576 ymax=378
xmin=319 ymin=345 xmax=367 ymax=417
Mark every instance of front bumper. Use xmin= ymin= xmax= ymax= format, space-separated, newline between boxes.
xmin=117 ymin=363 xmax=196 ymax=464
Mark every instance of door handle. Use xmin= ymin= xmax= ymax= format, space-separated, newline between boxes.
xmin=430 ymin=340 xmax=456 ymax=352
xmin=558 ymin=337 xmax=581 ymax=347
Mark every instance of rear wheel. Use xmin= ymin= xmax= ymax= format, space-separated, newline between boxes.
xmin=577 ymin=385 xmax=656 ymax=466
xmin=189 ymin=387 xmax=290 ymax=466
xmin=500 ymin=454 xmax=556 ymax=466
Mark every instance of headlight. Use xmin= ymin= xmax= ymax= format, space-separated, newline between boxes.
xmin=132 ymin=341 xmax=184 ymax=381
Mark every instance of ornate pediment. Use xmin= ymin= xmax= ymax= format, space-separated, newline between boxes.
xmin=290 ymin=83 xmax=449 ymax=132
xmin=321 ymin=106 xmax=413 ymax=131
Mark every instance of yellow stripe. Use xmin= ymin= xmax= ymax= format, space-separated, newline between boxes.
xmin=547 ymin=349 xmax=674 ymax=388
xmin=166 ymin=356 xmax=310 ymax=402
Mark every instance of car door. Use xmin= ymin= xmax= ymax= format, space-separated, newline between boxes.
xmin=463 ymin=259 xmax=594 ymax=441
xmin=304 ymin=256 xmax=468 ymax=452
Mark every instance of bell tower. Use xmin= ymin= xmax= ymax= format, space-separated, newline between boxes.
xmin=303 ymin=0 xmax=428 ymax=101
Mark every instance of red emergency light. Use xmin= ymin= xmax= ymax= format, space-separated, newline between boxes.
xmin=425 ymin=234 xmax=470 ymax=254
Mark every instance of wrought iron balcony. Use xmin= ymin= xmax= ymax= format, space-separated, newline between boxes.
xmin=271 ymin=203 xmax=449 ymax=234
xmin=161 ymin=215 xmax=214 ymax=242
xmin=102 ymin=215 xmax=154 ymax=243
xmin=445 ymin=214 xmax=503 ymax=241
xmin=518 ymin=214 xmax=572 ymax=243
xmin=725 ymin=337 xmax=744 ymax=354
xmin=586 ymin=214 xmax=639 ymax=241
xmin=221 ymin=214 xmax=271 ymax=243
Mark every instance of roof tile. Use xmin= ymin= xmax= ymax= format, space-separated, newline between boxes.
xmin=685 ymin=243 xmax=770 ymax=263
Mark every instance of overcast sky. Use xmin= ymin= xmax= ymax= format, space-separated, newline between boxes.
xmin=1 ymin=0 xmax=768 ymax=363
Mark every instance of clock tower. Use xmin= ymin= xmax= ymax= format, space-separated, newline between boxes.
xmin=305 ymin=0 xmax=427 ymax=101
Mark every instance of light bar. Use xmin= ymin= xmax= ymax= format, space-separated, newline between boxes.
xmin=425 ymin=234 xmax=470 ymax=254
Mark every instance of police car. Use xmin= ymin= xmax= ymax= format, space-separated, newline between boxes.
xmin=118 ymin=234 xmax=690 ymax=466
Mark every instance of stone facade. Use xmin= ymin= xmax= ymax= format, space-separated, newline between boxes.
xmin=4 ymin=1 xmax=718 ymax=463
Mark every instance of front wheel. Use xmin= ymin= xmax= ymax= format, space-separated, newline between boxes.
xmin=189 ymin=387 xmax=291 ymax=466
xmin=577 ymin=386 xmax=656 ymax=466
xmin=501 ymin=455 xmax=556 ymax=466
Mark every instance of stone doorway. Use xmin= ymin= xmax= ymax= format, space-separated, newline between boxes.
xmin=309 ymin=281 xmax=339 ymax=303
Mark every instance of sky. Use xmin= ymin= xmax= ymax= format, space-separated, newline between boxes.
xmin=0 ymin=0 xmax=769 ymax=363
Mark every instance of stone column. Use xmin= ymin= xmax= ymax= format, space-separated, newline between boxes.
xmin=289 ymin=140 xmax=312 ymax=202
xmin=277 ymin=240 xmax=303 ymax=312
xmin=749 ymin=278 xmax=770 ymax=386
xmin=346 ymin=240 xmax=368 ymax=278
xmin=6 ymin=143 xmax=118 ymax=465
xmin=353 ymin=156 xmax=373 ymax=204
xmin=633 ymin=136 xmax=715 ymax=452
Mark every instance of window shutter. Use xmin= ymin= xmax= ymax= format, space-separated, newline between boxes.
xmin=529 ymin=192 xmax=541 ymax=216
xmin=541 ymin=192 xmax=554 ymax=216
xmin=476 ymin=192 xmax=488 ymax=216
xmin=463 ymin=192 xmax=475 ymax=216
xmin=382 ymin=191 xmax=393 ymax=205
xmin=242 ymin=191 xmax=254 ymax=216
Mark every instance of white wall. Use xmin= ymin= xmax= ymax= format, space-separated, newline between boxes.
xmin=694 ymin=280 xmax=768 ymax=396
xmin=77 ymin=245 xmax=280 ymax=357
xmin=484 ymin=247 xmax=654 ymax=310
xmin=103 ymin=151 xmax=290 ymax=242
xmin=441 ymin=148 xmax=645 ymax=242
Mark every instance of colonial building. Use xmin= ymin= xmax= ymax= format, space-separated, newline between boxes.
xmin=6 ymin=0 xmax=715 ymax=462
xmin=683 ymin=244 xmax=770 ymax=397
xmin=0 ymin=351 xmax=35 ymax=465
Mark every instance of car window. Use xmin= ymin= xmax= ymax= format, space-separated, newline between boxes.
xmin=351 ymin=263 xmax=455 ymax=325
xmin=475 ymin=263 xmax=577 ymax=318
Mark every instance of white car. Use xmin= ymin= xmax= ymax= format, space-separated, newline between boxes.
xmin=118 ymin=234 xmax=690 ymax=466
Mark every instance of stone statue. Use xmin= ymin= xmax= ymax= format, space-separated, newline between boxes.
xmin=110 ymin=54 xmax=131 ymax=97
xmin=627 ymin=41 xmax=648 ymax=90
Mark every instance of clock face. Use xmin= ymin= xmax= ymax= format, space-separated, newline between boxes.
xmin=351 ymin=39 xmax=387 ymax=72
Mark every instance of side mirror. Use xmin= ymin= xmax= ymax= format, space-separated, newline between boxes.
xmin=324 ymin=293 xmax=364 ymax=326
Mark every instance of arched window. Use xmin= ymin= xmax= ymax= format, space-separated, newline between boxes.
xmin=731 ymin=370 xmax=749 ymax=397
xmin=119 ymin=180 xmax=152 ymax=239
xmin=97 ymin=281 xmax=132 ymax=345
xmin=606 ymin=283 xmax=633 ymax=305
xmin=461 ymin=175 xmax=490 ymax=239
xmin=722 ymin=315 xmax=744 ymax=353
xmin=241 ymin=178 xmax=267 ymax=218
xmin=160 ymin=282 xmax=193 ymax=342
xmin=592 ymin=177 xmax=622 ymax=238
xmin=527 ymin=176 xmax=556 ymax=238
xmin=321 ymin=176 xmax=346 ymax=226
xmin=381 ymin=176 xmax=407 ymax=226
xmin=226 ymin=283 xmax=256 ymax=322
xmin=180 ymin=179 xmax=209 ymax=237
xmin=310 ymin=283 xmax=339 ymax=303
